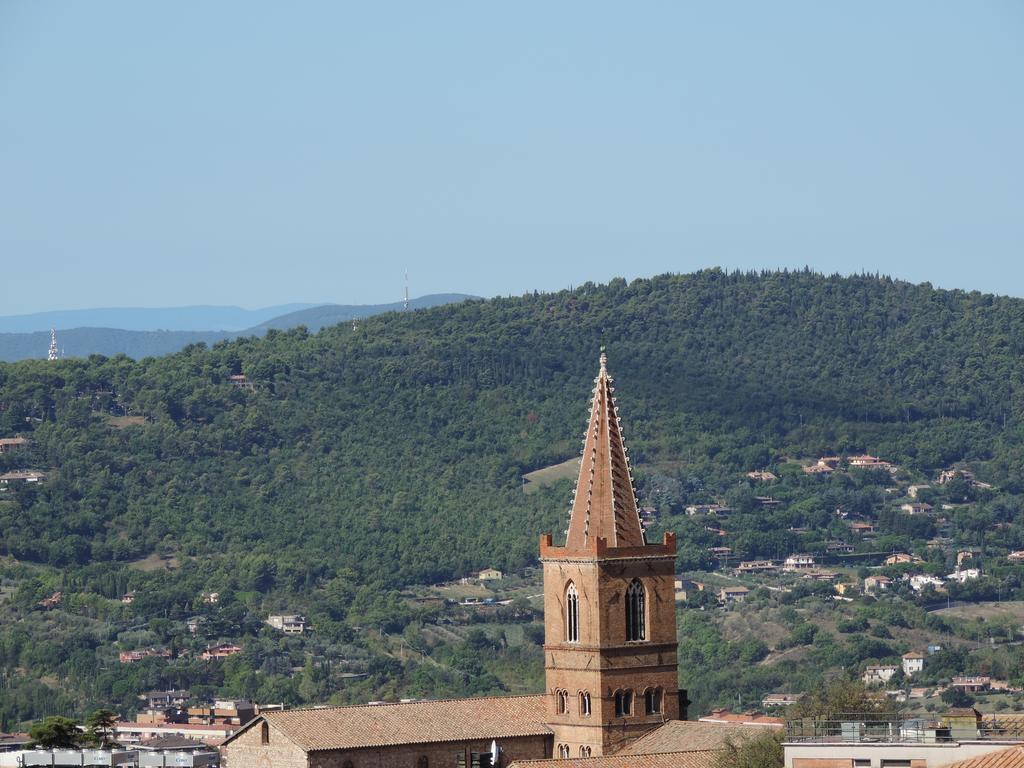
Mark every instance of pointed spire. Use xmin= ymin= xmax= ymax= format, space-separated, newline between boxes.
xmin=564 ymin=351 xmax=646 ymax=551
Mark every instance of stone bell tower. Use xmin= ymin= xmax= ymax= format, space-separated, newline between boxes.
xmin=540 ymin=352 xmax=680 ymax=758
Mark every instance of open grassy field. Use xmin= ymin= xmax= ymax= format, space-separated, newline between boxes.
xmin=521 ymin=457 xmax=579 ymax=494
xmin=934 ymin=600 xmax=1024 ymax=622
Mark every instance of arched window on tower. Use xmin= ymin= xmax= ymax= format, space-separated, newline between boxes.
xmin=579 ymin=691 xmax=591 ymax=717
xmin=558 ymin=744 xmax=570 ymax=758
xmin=625 ymin=579 xmax=646 ymax=641
xmin=645 ymin=687 xmax=663 ymax=715
xmin=614 ymin=689 xmax=633 ymax=717
xmin=580 ymin=747 xmax=592 ymax=757
xmin=565 ymin=582 xmax=580 ymax=643
xmin=556 ymin=689 xmax=569 ymax=714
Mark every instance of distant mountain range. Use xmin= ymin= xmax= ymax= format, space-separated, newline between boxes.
xmin=0 ymin=294 xmax=475 ymax=361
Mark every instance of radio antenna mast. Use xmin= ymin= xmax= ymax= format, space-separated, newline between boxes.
xmin=404 ymin=271 xmax=410 ymax=312
xmin=48 ymin=329 xmax=59 ymax=361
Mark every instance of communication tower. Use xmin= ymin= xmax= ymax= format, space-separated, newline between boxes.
xmin=48 ymin=329 xmax=59 ymax=361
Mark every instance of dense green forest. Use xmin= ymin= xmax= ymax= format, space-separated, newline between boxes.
xmin=4 ymin=269 xmax=1024 ymax=727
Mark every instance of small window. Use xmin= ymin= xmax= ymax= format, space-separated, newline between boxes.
xmin=566 ymin=582 xmax=580 ymax=643
xmin=614 ymin=689 xmax=633 ymax=717
xmin=260 ymin=721 xmax=269 ymax=745
xmin=881 ymin=762 xmax=911 ymax=768
xmin=580 ymin=746 xmax=592 ymax=757
xmin=558 ymin=744 xmax=570 ymax=758
xmin=579 ymin=691 xmax=591 ymax=717
xmin=556 ymin=689 xmax=569 ymax=714
xmin=854 ymin=761 xmax=871 ymax=768
xmin=645 ymin=687 xmax=663 ymax=714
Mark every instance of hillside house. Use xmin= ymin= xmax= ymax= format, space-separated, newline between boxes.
xmin=901 ymin=502 xmax=934 ymax=515
xmin=266 ymin=614 xmax=308 ymax=634
xmin=907 ymin=484 xmax=930 ymax=498
xmin=803 ymin=461 xmax=835 ymax=475
xmin=902 ymin=652 xmax=925 ymax=676
xmin=0 ymin=436 xmax=28 ymax=454
xmin=783 ymin=554 xmax=815 ymax=571
xmin=674 ymin=579 xmax=705 ymax=602
xmin=226 ymin=374 xmax=255 ymax=391
xmin=826 ymin=541 xmax=855 ymax=554
xmin=186 ymin=616 xmax=206 ymax=635
xmin=121 ymin=591 xmax=136 ymax=604
xmin=719 ymin=586 xmax=750 ymax=604
xmin=885 ymin=553 xmax=922 ymax=565
xmin=951 ymin=676 xmax=991 ymax=693
xmin=737 ymin=560 xmax=777 ymax=573
xmin=957 ymin=551 xmax=975 ymax=567
xmin=201 ymin=592 xmax=219 ymax=605
xmin=849 ymin=455 xmax=895 ymax=471
xmin=864 ymin=575 xmax=892 ymax=593
xmin=201 ymin=643 xmax=241 ymax=660
xmin=478 ymin=568 xmax=503 ymax=581
xmin=909 ymin=574 xmax=945 ymax=592
xmin=803 ymin=570 xmax=839 ymax=582
xmin=708 ymin=546 xmax=733 ymax=559
xmin=746 ymin=471 xmax=777 ymax=481
xmin=850 ymin=521 xmax=877 ymax=535
xmin=142 ymin=690 xmax=192 ymax=709
xmin=947 ymin=568 xmax=981 ymax=583
xmin=0 ymin=470 xmax=46 ymax=488
xmin=756 ymin=496 xmax=781 ymax=508
xmin=762 ymin=693 xmax=802 ymax=708
xmin=120 ymin=648 xmax=172 ymax=664
xmin=187 ymin=699 xmax=255 ymax=726
xmin=863 ymin=664 xmax=898 ymax=685
xmin=686 ymin=504 xmax=732 ymax=518
xmin=1008 ymin=551 xmax=1024 ymax=563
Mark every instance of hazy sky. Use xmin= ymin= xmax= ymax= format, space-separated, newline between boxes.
xmin=1 ymin=2 xmax=1022 ymax=313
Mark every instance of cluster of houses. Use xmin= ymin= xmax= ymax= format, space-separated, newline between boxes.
xmin=803 ymin=454 xmax=898 ymax=475
xmin=864 ymin=556 xmax=983 ymax=594
xmin=119 ymin=644 xmax=241 ymax=665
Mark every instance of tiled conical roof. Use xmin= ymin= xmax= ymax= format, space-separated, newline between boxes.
xmin=564 ymin=352 xmax=646 ymax=551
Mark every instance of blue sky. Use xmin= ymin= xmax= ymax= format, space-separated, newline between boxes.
xmin=1 ymin=2 xmax=1022 ymax=313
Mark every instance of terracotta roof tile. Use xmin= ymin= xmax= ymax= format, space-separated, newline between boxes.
xmin=511 ymin=749 xmax=721 ymax=768
xmin=621 ymin=721 xmax=774 ymax=755
xmin=939 ymin=746 xmax=1024 ymax=768
xmin=234 ymin=695 xmax=550 ymax=751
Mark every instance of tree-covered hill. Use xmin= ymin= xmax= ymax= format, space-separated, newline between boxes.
xmin=3 ymin=270 xmax=1024 ymax=585
xmin=6 ymin=269 xmax=1024 ymax=723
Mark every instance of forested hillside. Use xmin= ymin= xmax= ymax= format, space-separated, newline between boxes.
xmin=4 ymin=269 xmax=1024 ymax=725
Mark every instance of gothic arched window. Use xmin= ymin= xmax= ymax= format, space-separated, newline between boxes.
xmin=614 ymin=689 xmax=633 ymax=717
xmin=565 ymin=582 xmax=580 ymax=643
xmin=556 ymin=689 xmax=569 ymax=714
xmin=580 ymin=746 xmax=592 ymax=757
xmin=579 ymin=691 xmax=591 ymax=717
xmin=625 ymin=579 xmax=646 ymax=641
xmin=558 ymin=744 xmax=570 ymax=758
xmin=645 ymin=687 xmax=663 ymax=714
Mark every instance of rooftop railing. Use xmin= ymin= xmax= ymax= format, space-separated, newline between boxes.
xmin=785 ymin=713 xmax=1024 ymax=744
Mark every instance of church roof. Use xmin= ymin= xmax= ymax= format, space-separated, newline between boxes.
xmin=619 ymin=720 xmax=776 ymax=754
xmin=228 ymin=694 xmax=550 ymax=752
xmin=511 ymin=749 xmax=721 ymax=768
xmin=564 ymin=352 xmax=645 ymax=550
